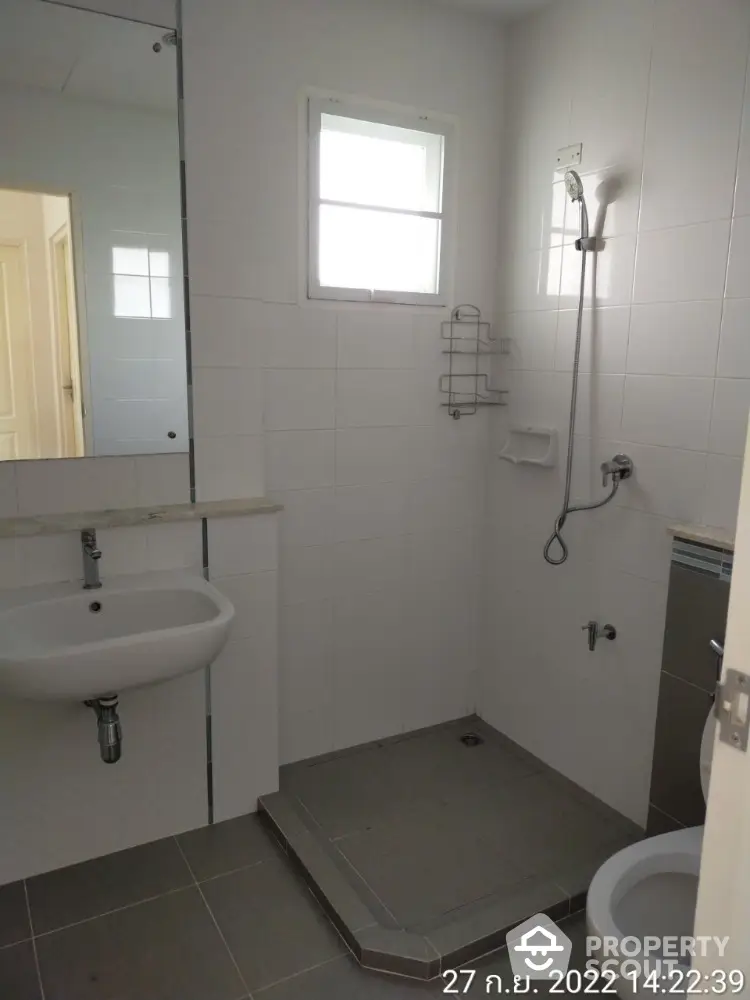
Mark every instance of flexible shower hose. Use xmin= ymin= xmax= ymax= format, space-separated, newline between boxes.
xmin=543 ymin=245 xmax=619 ymax=566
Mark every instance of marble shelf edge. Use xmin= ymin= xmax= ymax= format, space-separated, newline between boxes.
xmin=0 ymin=497 xmax=282 ymax=539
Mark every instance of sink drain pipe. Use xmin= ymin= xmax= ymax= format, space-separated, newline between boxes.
xmin=85 ymin=696 xmax=122 ymax=764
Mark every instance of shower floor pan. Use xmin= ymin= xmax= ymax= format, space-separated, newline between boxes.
xmin=259 ymin=716 xmax=640 ymax=979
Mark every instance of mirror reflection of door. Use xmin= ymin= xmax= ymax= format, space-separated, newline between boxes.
xmin=0 ymin=240 xmax=38 ymax=459
xmin=0 ymin=187 xmax=85 ymax=460
xmin=49 ymin=221 xmax=85 ymax=457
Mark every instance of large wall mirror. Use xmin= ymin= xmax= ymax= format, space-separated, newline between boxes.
xmin=0 ymin=0 xmax=187 ymax=460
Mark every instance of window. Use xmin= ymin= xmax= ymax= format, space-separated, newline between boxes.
xmin=112 ymin=247 xmax=171 ymax=319
xmin=308 ymin=97 xmax=453 ymax=306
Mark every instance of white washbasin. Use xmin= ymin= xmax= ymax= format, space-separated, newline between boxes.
xmin=0 ymin=571 xmax=234 ymax=701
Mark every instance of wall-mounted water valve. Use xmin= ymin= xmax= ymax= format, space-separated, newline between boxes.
xmin=582 ymin=621 xmax=617 ymax=652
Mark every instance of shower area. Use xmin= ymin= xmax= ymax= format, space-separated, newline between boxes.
xmin=261 ymin=159 xmax=644 ymax=974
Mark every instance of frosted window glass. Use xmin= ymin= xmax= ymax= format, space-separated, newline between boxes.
xmin=319 ymin=205 xmax=440 ymax=294
xmin=320 ymin=118 xmax=442 ymax=213
xmin=150 ymin=278 xmax=171 ymax=319
xmin=113 ymin=247 xmax=149 ymax=276
xmin=114 ymin=274 xmax=151 ymax=317
xmin=149 ymin=251 xmax=170 ymax=278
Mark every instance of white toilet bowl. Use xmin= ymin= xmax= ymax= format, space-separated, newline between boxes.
xmin=585 ymin=709 xmax=716 ymax=998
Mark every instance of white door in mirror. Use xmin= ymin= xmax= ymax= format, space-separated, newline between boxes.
xmin=0 ymin=571 xmax=234 ymax=701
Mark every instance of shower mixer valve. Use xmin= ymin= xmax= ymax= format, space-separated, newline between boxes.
xmin=600 ymin=454 xmax=634 ymax=489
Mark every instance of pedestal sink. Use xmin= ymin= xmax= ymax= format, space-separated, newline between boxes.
xmin=0 ymin=571 xmax=234 ymax=702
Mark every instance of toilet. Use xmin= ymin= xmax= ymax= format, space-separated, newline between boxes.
xmin=586 ymin=708 xmax=716 ymax=997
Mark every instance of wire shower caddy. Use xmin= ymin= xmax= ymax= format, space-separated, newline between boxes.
xmin=439 ymin=304 xmax=507 ymax=418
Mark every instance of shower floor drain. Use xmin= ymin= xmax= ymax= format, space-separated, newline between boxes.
xmin=459 ymin=732 xmax=484 ymax=747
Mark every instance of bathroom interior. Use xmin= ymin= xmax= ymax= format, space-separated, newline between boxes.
xmin=0 ymin=0 xmax=748 ymax=996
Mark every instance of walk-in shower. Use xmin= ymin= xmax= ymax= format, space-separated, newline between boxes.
xmin=543 ymin=170 xmax=633 ymax=566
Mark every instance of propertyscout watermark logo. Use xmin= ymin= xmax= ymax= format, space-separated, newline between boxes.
xmin=442 ymin=915 xmax=745 ymax=995
xmin=507 ymin=914 xmax=572 ymax=980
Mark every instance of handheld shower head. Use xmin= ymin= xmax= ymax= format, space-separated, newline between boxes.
xmin=564 ymin=169 xmax=585 ymax=203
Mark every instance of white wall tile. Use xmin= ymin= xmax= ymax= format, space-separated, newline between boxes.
xmin=263 ymin=305 xmax=337 ymax=369
xmin=211 ymin=633 xmax=279 ymax=823
xmin=272 ymin=488 xmax=336 ymax=550
xmin=709 ymin=380 xmax=750 ymax=457
xmin=95 ymin=526 xmax=149 ymax=576
xmin=190 ymin=295 xmax=266 ymax=369
xmin=192 ymin=367 xmax=264 ymax=438
xmin=560 ymin=235 xmax=636 ymax=309
xmin=194 ymin=435 xmax=265 ymax=502
xmin=617 ymin=443 xmax=708 ymax=522
xmin=336 ymin=369 xmax=414 ymax=428
xmin=279 ymin=598 xmax=334 ymax=718
xmin=726 ymin=216 xmax=750 ymax=299
xmin=627 ymin=301 xmax=723 ymax=377
xmin=621 ymin=376 xmax=714 ymax=450
xmin=718 ymin=299 xmax=750 ymax=377
xmin=266 ymin=430 xmax=335 ymax=491
xmin=555 ymin=307 xmax=630 ymax=375
xmin=142 ymin=522 xmax=204 ymax=572
xmin=207 ymin=513 xmax=278 ymax=578
xmin=135 ymin=454 xmax=191 ymax=507
xmin=337 ymin=311 xmax=415 ymax=369
xmin=633 ymin=222 xmax=731 ymax=304
xmin=703 ymin=454 xmax=744 ymax=531
xmin=215 ymin=571 xmax=277 ymax=641
xmin=640 ymin=0 xmax=749 ymax=231
xmin=333 ymin=536 xmax=407 ymax=597
xmin=574 ymin=374 xmax=625 ymax=440
xmin=335 ymin=427 xmax=412 ymax=487
xmin=505 ymin=311 xmax=558 ymax=371
xmin=334 ymin=482 xmax=409 ymax=542
xmin=264 ymin=369 xmax=335 ymax=431
xmin=280 ymin=545 xmax=335 ymax=607
xmin=510 ymin=247 xmax=562 ymax=312
xmin=16 ymin=533 xmax=82 ymax=586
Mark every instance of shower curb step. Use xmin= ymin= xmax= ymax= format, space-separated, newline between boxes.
xmin=258 ymin=791 xmax=581 ymax=981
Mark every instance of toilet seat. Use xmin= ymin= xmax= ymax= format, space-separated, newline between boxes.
xmin=586 ymin=827 xmax=703 ymax=997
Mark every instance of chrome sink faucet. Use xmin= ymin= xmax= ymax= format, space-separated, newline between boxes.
xmin=81 ymin=529 xmax=102 ymax=590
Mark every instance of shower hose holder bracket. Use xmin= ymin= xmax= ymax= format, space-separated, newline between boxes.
xmin=575 ymin=236 xmax=606 ymax=253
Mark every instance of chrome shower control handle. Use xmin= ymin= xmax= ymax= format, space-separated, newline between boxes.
xmin=601 ymin=454 xmax=634 ymax=488
xmin=582 ymin=621 xmax=617 ymax=652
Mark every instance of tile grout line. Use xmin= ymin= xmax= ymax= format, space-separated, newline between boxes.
xmin=29 ymin=884 xmax=195 ymax=941
xmin=23 ymin=881 xmax=46 ymax=1000
xmin=173 ymin=836 xmax=255 ymax=1000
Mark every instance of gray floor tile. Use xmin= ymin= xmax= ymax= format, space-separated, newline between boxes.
xmin=27 ymin=836 xmax=193 ymax=934
xmin=284 ymin=723 xmax=536 ymax=841
xmin=0 ymin=942 xmax=42 ymax=1000
xmin=35 ymin=887 xmax=246 ymax=1000
xmin=178 ymin=813 xmax=279 ymax=881
xmin=257 ymin=955 xmax=442 ymax=999
xmin=338 ymin=798 xmax=529 ymax=927
xmin=201 ymin=855 xmax=345 ymax=991
xmin=456 ymin=913 xmax=592 ymax=996
xmin=0 ymin=879 xmax=30 ymax=946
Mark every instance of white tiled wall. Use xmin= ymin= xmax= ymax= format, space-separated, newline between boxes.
xmin=182 ymin=0 xmax=506 ymax=763
xmin=482 ymin=0 xmax=750 ymax=826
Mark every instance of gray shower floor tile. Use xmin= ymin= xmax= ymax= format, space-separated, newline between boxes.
xmin=267 ymin=715 xmax=641 ymax=975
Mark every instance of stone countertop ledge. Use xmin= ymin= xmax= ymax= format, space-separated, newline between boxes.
xmin=668 ymin=523 xmax=735 ymax=552
xmin=0 ymin=497 xmax=282 ymax=539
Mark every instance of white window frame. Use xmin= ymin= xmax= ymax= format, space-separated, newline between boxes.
xmin=307 ymin=96 xmax=455 ymax=307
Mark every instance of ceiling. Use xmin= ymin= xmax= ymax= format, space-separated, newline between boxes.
xmin=435 ymin=0 xmax=553 ymax=19
xmin=0 ymin=0 xmax=177 ymax=112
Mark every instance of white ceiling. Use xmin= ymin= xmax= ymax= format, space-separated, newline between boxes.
xmin=435 ymin=0 xmax=553 ymax=19
xmin=0 ymin=0 xmax=177 ymax=112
